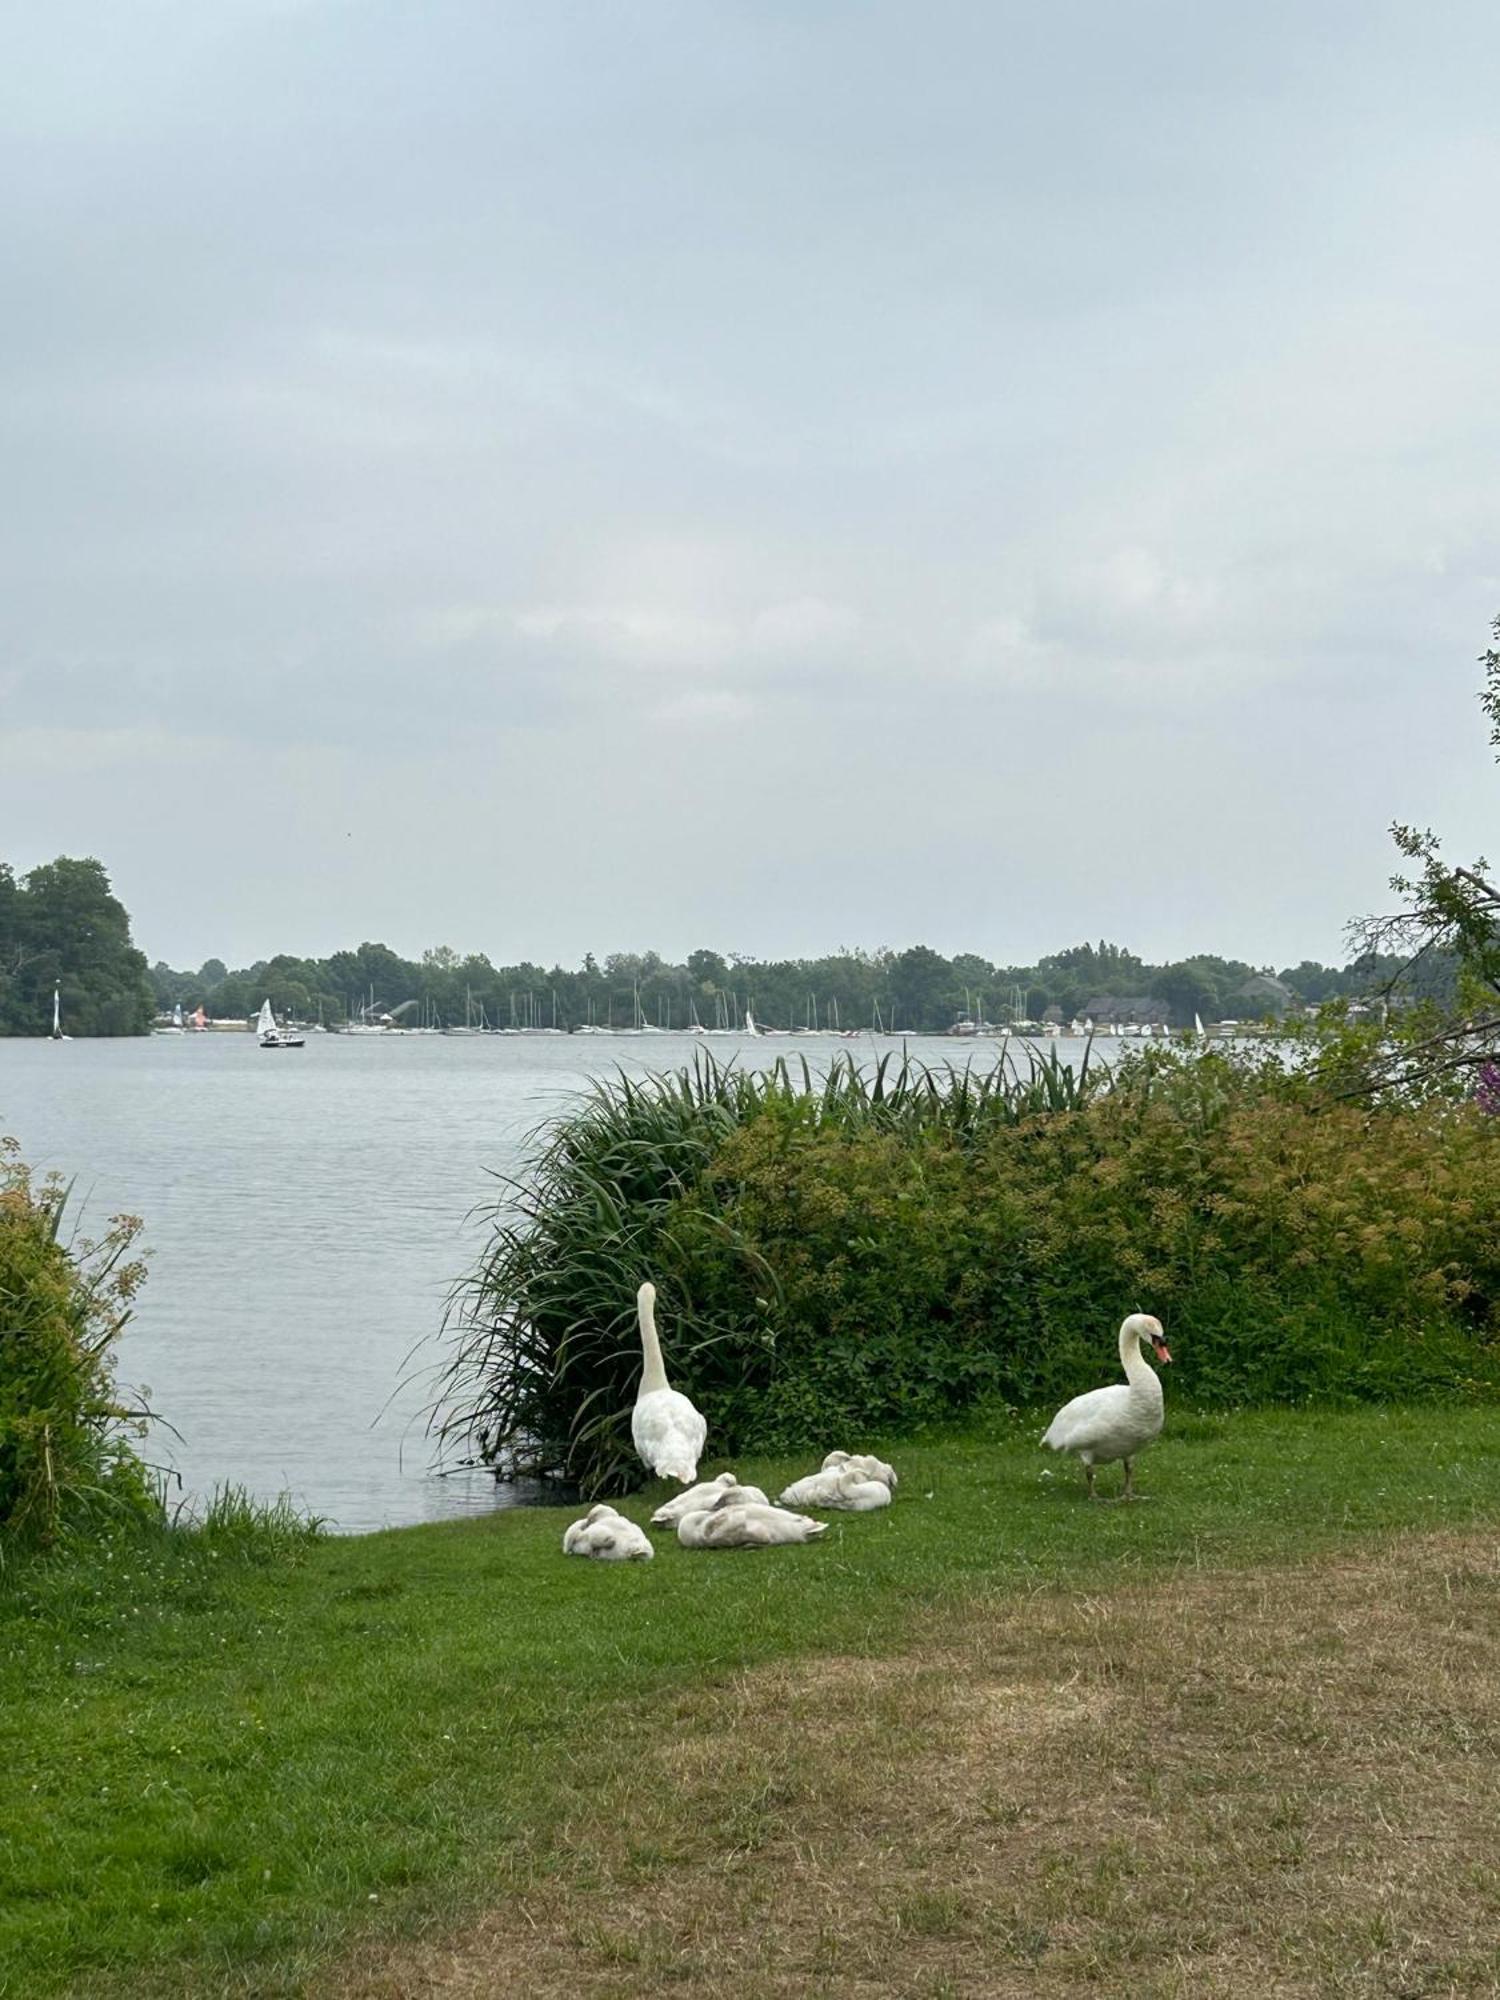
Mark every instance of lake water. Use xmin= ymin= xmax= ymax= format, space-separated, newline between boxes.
xmin=0 ymin=1029 xmax=1108 ymax=1532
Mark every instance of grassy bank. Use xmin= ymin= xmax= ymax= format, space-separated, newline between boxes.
xmin=5 ymin=1405 xmax=1500 ymax=1997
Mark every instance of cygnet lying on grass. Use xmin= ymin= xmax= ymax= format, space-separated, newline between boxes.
xmin=821 ymin=1449 xmax=898 ymax=1490
xmin=561 ymin=1504 xmax=654 ymax=1561
xmin=676 ymin=1498 xmax=827 ymax=1549
xmin=778 ymin=1463 xmax=892 ymax=1512
xmin=649 ymin=1471 xmax=770 ymax=1525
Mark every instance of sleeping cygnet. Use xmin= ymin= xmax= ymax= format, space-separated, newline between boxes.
xmin=822 ymin=1449 xmax=898 ymax=1490
xmin=561 ymin=1504 xmax=654 ymax=1561
xmin=778 ymin=1462 xmax=892 ymax=1512
xmin=676 ymin=1496 xmax=827 ymax=1549
xmin=650 ymin=1471 xmax=770 ymax=1525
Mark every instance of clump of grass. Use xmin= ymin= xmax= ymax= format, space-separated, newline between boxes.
xmin=182 ymin=1484 xmax=327 ymax=1561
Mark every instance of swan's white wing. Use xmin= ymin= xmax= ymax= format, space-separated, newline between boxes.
xmin=843 ymin=1452 xmax=898 ymax=1490
xmin=632 ymin=1388 xmax=708 ymax=1483
xmin=585 ymin=1519 xmax=655 ymax=1560
xmin=680 ymin=1502 xmax=824 ymax=1548
xmin=1042 ymin=1383 xmax=1132 ymax=1453
xmin=650 ymin=1476 xmax=727 ymax=1524
xmin=565 ymin=1505 xmax=653 ymax=1559
xmin=768 ymin=1509 xmax=827 ymax=1542
xmin=651 ymin=1476 xmax=767 ymax=1523
xmin=779 ymin=1470 xmax=842 ymax=1507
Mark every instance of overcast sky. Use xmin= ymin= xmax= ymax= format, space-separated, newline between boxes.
xmin=3 ymin=1 xmax=1498 ymax=973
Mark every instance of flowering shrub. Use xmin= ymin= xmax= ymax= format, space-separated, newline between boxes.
xmin=0 ymin=1138 xmax=155 ymax=1549
xmin=447 ymin=1047 xmax=1500 ymax=1494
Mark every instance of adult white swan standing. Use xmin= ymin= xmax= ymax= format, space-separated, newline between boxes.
xmin=1041 ymin=1313 xmax=1172 ymax=1500
xmin=630 ymin=1281 xmax=708 ymax=1485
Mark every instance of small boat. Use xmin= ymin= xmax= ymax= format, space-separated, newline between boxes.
xmin=155 ymin=1002 xmax=186 ymax=1035
xmin=257 ymin=998 xmax=305 ymax=1050
xmin=190 ymin=1005 xmax=208 ymax=1031
xmin=50 ymin=981 xmax=72 ymax=1042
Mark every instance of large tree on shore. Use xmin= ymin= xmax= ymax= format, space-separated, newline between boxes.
xmin=0 ymin=857 xmax=154 ymax=1037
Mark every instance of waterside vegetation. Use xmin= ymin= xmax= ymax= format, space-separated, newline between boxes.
xmin=0 ymin=1137 xmax=155 ymax=1551
xmin=442 ymin=1037 xmax=1500 ymax=1498
xmin=0 ymin=857 xmax=154 ymax=1038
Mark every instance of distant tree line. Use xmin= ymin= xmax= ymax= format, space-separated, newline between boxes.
xmin=144 ymin=933 xmax=1440 ymax=1037
xmin=0 ymin=851 xmax=1450 ymax=1040
xmin=0 ymin=859 xmax=153 ymax=1037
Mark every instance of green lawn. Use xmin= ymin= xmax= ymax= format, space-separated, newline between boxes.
xmin=4 ymin=1405 xmax=1499 ymax=1999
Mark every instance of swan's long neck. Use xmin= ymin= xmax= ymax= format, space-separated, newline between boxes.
xmin=638 ymin=1291 xmax=669 ymax=1394
xmin=1119 ymin=1321 xmax=1157 ymax=1395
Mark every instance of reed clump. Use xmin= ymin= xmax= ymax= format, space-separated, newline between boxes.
xmin=441 ymin=1046 xmax=1500 ymax=1497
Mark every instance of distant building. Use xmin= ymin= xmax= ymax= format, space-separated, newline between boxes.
xmin=1080 ymin=994 xmax=1170 ymax=1026
xmin=1231 ymin=974 xmax=1294 ymax=1018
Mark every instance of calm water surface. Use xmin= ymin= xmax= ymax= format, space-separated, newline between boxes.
xmin=0 ymin=1029 xmax=1103 ymax=1532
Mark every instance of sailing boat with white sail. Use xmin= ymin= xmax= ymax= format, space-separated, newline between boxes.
xmin=50 ymin=981 xmax=71 ymax=1042
xmin=257 ymin=998 xmax=305 ymax=1050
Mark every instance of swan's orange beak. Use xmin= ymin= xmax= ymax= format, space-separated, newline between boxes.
xmin=1151 ymin=1336 xmax=1172 ymax=1364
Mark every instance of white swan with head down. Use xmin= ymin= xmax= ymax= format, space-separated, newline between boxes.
xmin=630 ymin=1282 xmax=708 ymax=1485
xmin=778 ymin=1463 xmax=892 ymax=1512
xmin=562 ymin=1504 xmax=654 ymax=1561
xmin=650 ymin=1471 xmax=768 ymax=1525
xmin=821 ymin=1449 xmax=898 ymax=1490
xmin=1042 ymin=1313 xmax=1171 ymax=1499
xmin=677 ymin=1497 xmax=827 ymax=1549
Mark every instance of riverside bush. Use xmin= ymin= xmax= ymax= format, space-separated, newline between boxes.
xmin=0 ymin=1137 xmax=155 ymax=1549
xmin=444 ymin=1048 xmax=1500 ymax=1494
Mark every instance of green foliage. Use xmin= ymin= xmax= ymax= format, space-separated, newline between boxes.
xmin=184 ymin=1485 xmax=327 ymax=1561
xmin=0 ymin=856 xmax=154 ymax=1037
xmin=445 ymin=1047 xmax=1500 ymax=1496
xmin=143 ymin=926 xmax=1401 ymax=1038
xmin=1337 ymin=609 xmax=1500 ymax=1095
xmin=0 ymin=1138 xmax=157 ymax=1550
xmin=439 ymin=1048 xmax=1105 ymax=1495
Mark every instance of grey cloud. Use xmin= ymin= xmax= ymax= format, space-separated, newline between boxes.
xmin=3 ymin=1 xmax=1498 ymax=967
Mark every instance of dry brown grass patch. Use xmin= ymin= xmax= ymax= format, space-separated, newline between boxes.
xmin=328 ymin=1533 xmax=1500 ymax=2000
